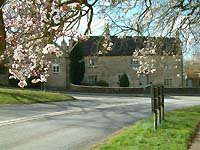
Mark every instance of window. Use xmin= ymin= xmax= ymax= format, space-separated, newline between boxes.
xmin=52 ymin=64 xmax=60 ymax=73
xmin=88 ymin=75 xmax=97 ymax=84
xmin=130 ymin=58 xmax=139 ymax=68
xmin=89 ymin=59 xmax=95 ymax=66
xmin=164 ymin=79 xmax=172 ymax=86
xmin=163 ymin=63 xmax=172 ymax=71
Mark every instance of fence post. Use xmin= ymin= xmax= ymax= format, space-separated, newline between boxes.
xmin=157 ymin=85 xmax=162 ymax=124
xmin=151 ymin=84 xmax=154 ymax=113
xmin=151 ymin=84 xmax=165 ymax=130
xmin=161 ymin=85 xmax=165 ymax=121
xmin=153 ymin=86 xmax=158 ymax=130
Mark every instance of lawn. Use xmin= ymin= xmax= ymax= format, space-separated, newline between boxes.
xmin=92 ymin=105 xmax=200 ymax=150
xmin=0 ymin=88 xmax=75 ymax=104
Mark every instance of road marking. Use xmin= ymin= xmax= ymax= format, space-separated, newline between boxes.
xmin=0 ymin=101 xmax=149 ymax=127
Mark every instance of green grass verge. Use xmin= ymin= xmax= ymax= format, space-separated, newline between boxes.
xmin=0 ymin=88 xmax=75 ymax=104
xmin=92 ymin=105 xmax=200 ymax=150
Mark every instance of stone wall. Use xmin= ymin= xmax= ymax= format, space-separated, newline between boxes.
xmin=70 ymin=84 xmax=149 ymax=94
xmin=70 ymin=84 xmax=200 ymax=95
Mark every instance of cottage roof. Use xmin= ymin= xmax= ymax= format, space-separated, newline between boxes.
xmin=80 ymin=36 xmax=182 ymax=56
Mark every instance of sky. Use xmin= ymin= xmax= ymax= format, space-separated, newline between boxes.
xmin=56 ymin=14 xmax=106 ymax=46
xmin=78 ymin=15 xmax=106 ymax=36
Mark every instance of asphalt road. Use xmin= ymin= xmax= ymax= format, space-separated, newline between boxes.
xmin=0 ymin=93 xmax=199 ymax=150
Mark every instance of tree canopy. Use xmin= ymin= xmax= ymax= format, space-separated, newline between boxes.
xmin=96 ymin=0 xmax=199 ymax=52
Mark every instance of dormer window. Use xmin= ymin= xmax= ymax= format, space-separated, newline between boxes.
xmin=52 ymin=64 xmax=60 ymax=73
xmin=89 ymin=59 xmax=95 ymax=66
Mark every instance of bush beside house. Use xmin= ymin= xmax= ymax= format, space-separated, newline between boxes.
xmin=70 ymin=42 xmax=85 ymax=85
xmin=119 ymin=73 xmax=130 ymax=87
xmin=96 ymin=80 xmax=109 ymax=87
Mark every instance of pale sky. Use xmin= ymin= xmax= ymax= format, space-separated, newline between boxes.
xmin=78 ymin=15 xmax=106 ymax=36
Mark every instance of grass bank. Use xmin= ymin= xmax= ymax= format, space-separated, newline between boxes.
xmin=0 ymin=88 xmax=75 ymax=104
xmin=92 ymin=105 xmax=200 ymax=150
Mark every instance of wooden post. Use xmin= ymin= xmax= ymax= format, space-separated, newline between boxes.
xmin=151 ymin=84 xmax=165 ymax=130
xmin=157 ymin=86 xmax=161 ymax=124
xmin=161 ymin=85 xmax=165 ymax=121
xmin=153 ymin=87 xmax=158 ymax=130
xmin=151 ymin=84 xmax=154 ymax=113
xmin=154 ymin=110 xmax=158 ymax=130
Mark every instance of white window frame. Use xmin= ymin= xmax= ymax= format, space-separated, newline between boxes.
xmin=52 ymin=64 xmax=60 ymax=73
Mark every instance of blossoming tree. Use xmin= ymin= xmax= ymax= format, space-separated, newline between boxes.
xmin=0 ymin=0 xmax=97 ymax=87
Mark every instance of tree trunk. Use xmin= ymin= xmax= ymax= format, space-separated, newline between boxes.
xmin=0 ymin=3 xmax=6 ymax=56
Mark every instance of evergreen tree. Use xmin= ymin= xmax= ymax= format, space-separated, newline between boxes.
xmin=119 ymin=73 xmax=130 ymax=87
xmin=69 ymin=42 xmax=85 ymax=85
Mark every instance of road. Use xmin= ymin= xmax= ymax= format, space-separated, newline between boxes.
xmin=0 ymin=93 xmax=199 ymax=150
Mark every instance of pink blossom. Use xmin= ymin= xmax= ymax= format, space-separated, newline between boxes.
xmin=31 ymin=78 xmax=41 ymax=83
xmin=18 ymin=80 xmax=28 ymax=88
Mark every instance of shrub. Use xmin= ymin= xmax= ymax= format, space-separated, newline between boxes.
xmin=96 ymin=80 xmax=109 ymax=87
xmin=119 ymin=73 xmax=130 ymax=87
xmin=70 ymin=42 xmax=85 ymax=85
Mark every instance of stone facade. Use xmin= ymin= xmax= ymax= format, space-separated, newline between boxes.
xmin=83 ymin=55 xmax=183 ymax=88
xmin=0 ymin=56 xmax=69 ymax=89
xmin=185 ymin=60 xmax=200 ymax=87
xmin=45 ymin=40 xmax=71 ymax=89
xmin=46 ymin=56 xmax=70 ymax=89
